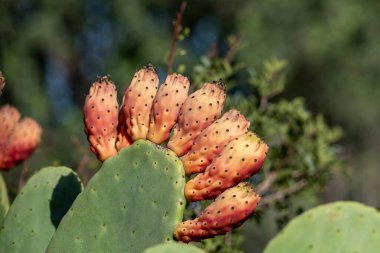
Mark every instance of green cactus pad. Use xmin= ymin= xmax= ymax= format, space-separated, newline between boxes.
xmin=0 ymin=173 xmax=9 ymax=223
xmin=47 ymin=140 xmax=186 ymax=253
xmin=0 ymin=166 xmax=82 ymax=253
xmin=143 ymin=242 xmax=206 ymax=253
xmin=264 ymin=201 xmax=380 ymax=253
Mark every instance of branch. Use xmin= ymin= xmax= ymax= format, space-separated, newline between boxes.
xmin=166 ymin=1 xmax=187 ymax=73
xmin=225 ymin=35 xmax=242 ymax=63
xmin=18 ymin=162 xmax=29 ymax=192
xmin=259 ymin=180 xmax=307 ymax=206
xmin=76 ymin=154 xmax=90 ymax=178
xmin=257 ymin=172 xmax=277 ymax=195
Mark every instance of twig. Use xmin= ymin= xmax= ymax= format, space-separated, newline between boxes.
xmin=76 ymin=154 xmax=90 ymax=178
xmin=207 ymin=41 xmax=219 ymax=59
xmin=83 ymin=169 xmax=95 ymax=187
xmin=166 ymin=1 xmax=187 ymax=73
xmin=259 ymin=180 xmax=307 ymax=206
xmin=18 ymin=162 xmax=29 ymax=192
xmin=224 ymin=231 xmax=232 ymax=248
xmin=257 ymin=172 xmax=277 ymax=195
xmin=258 ymin=96 xmax=268 ymax=112
xmin=225 ymin=35 xmax=242 ymax=63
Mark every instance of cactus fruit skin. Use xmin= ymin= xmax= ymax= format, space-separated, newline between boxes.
xmin=0 ymin=173 xmax=9 ymax=223
xmin=83 ymin=76 xmax=119 ymax=161
xmin=147 ymin=74 xmax=189 ymax=144
xmin=168 ymin=81 xmax=226 ymax=156
xmin=185 ymin=132 xmax=268 ymax=202
xmin=0 ymin=117 xmax=42 ymax=170
xmin=0 ymin=105 xmax=20 ymax=146
xmin=143 ymin=242 xmax=206 ymax=253
xmin=47 ymin=140 xmax=186 ymax=253
xmin=0 ymin=167 xmax=82 ymax=253
xmin=120 ymin=65 xmax=159 ymax=141
xmin=181 ymin=109 xmax=250 ymax=176
xmin=116 ymin=109 xmax=133 ymax=150
xmin=264 ymin=202 xmax=380 ymax=253
xmin=174 ymin=183 xmax=260 ymax=243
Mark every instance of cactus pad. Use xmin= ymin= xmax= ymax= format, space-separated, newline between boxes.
xmin=0 ymin=167 xmax=82 ymax=253
xmin=264 ymin=201 xmax=380 ymax=253
xmin=143 ymin=242 xmax=206 ymax=253
xmin=0 ymin=173 xmax=9 ymax=223
xmin=47 ymin=140 xmax=186 ymax=253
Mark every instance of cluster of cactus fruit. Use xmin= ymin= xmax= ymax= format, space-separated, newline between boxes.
xmin=82 ymin=64 xmax=268 ymax=242
xmin=0 ymin=73 xmax=42 ymax=171
xmin=0 ymin=64 xmax=268 ymax=253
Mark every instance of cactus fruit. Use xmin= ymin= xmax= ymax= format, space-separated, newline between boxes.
xmin=147 ymin=74 xmax=190 ymax=144
xmin=47 ymin=140 xmax=186 ymax=253
xmin=174 ymin=183 xmax=260 ymax=242
xmin=83 ymin=76 xmax=119 ymax=161
xmin=120 ymin=65 xmax=159 ymax=141
xmin=0 ymin=117 xmax=42 ymax=170
xmin=264 ymin=201 xmax=380 ymax=253
xmin=168 ymin=80 xmax=226 ymax=156
xmin=181 ymin=109 xmax=250 ymax=175
xmin=0 ymin=167 xmax=82 ymax=253
xmin=0 ymin=173 xmax=9 ymax=223
xmin=185 ymin=132 xmax=268 ymax=202
xmin=143 ymin=242 xmax=206 ymax=253
xmin=0 ymin=105 xmax=20 ymax=146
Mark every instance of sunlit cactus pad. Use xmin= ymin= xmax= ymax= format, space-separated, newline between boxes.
xmin=47 ymin=140 xmax=186 ymax=253
xmin=143 ymin=242 xmax=206 ymax=253
xmin=264 ymin=201 xmax=380 ymax=253
xmin=0 ymin=167 xmax=82 ymax=253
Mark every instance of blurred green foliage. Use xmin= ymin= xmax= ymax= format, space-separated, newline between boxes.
xmin=184 ymin=54 xmax=343 ymax=252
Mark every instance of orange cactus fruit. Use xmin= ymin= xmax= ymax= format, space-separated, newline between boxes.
xmin=0 ymin=105 xmax=20 ymax=146
xmin=185 ymin=132 xmax=268 ymax=202
xmin=174 ymin=182 xmax=260 ymax=242
xmin=181 ymin=109 xmax=250 ymax=176
xmin=116 ymin=109 xmax=133 ymax=151
xmin=147 ymin=73 xmax=189 ymax=144
xmin=0 ymin=118 xmax=42 ymax=170
xmin=120 ymin=64 xmax=159 ymax=141
xmin=168 ymin=80 xmax=226 ymax=156
xmin=83 ymin=76 xmax=119 ymax=161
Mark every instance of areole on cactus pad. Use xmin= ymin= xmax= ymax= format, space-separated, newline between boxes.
xmin=80 ymin=64 xmax=269 ymax=245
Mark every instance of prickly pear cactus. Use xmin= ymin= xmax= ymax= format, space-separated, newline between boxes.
xmin=143 ymin=242 xmax=206 ymax=253
xmin=0 ymin=167 xmax=82 ymax=253
xmin=264 ymin=201 xmax=380 ymax=253
xmin=0 ymin=173 xmax=9 ymax=223
xmin=47 ymin=140 xmax=186 ymax=253
xmin=49 ymin=64 xmax=268 ymax=252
